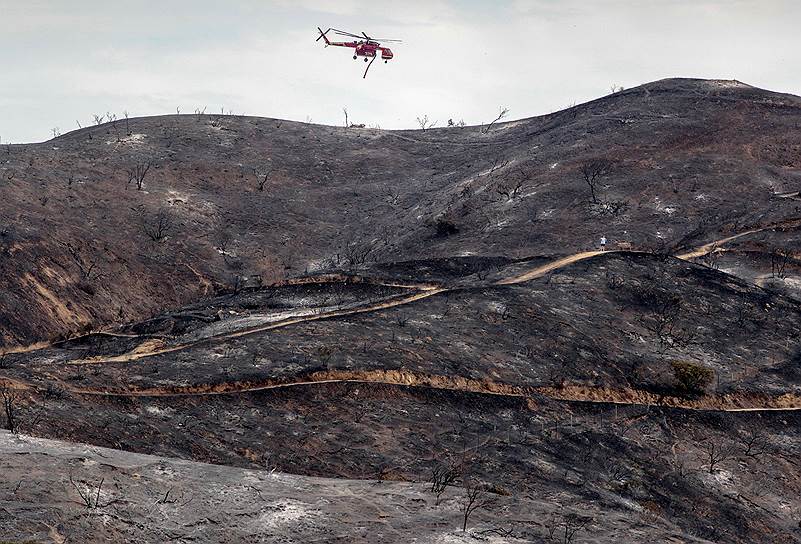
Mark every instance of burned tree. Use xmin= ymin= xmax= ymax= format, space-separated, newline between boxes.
xmin=545 ymin=513 xmax=592 ymax=543
xmin=127 ymin=160 xmax=153 ymax=191
xmin=482 ymin=106 xmax=509 ymax=134
xmin=64 ymin=242 xmax=103 ymax=282
xmin=255 ymin=168 xmax=271 ymax=192
xmin=460 ymin=480 xmax=495 ymax=532
xmin=636 ymin=288 xmax=692 ymax=352
xmin=495 ymin=179 xmax=523 ymax=202
xmin=771 ymin=247 xmax=791 ymax=279
xmin=141 ymin=208 xmax=174 ymax=243
xmin=579 ymin=158 xmax=613 ymax=204
xmin=416 ymin=115 xmax=437 ymax=131
xmin=701 ymin=440 xmax=737 ymax=474
xmin=0 ymin=382 xmax=21 ymax=434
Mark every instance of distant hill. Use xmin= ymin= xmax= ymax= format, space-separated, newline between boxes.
xmin=2 ymin=78 xmax=801 ymax=349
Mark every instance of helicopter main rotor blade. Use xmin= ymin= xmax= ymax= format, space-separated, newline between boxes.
xmin=331 ymin=28 xmax=363 ymax=39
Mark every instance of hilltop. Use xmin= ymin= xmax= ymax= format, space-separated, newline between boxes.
xmin=2 ymin=77 xmax=801 ymax=348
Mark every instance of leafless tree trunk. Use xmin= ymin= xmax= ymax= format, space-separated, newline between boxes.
xmin=0 ymin=383 xmax=20 ymax=434
xmin=637 ymin=289 xmax=691 ymax=352
xmin=127 ymin=161 xmax=153 ymax=190
xmin=64 ymin=242 xmax=103 ymax=281
xmin=255 ymin=168 xmax=271 ymax=192
xmin=482 ymin=106 xmax=509 ymax=134
xmin=579 ymin=158 xmax=613 ymax=204
xmin=771 ymin=248 xmax=790 ymax=278
xmin=460 ymin=480 xmax=494 ymax=531
xmin=703 ymin=440 xmax=737 ymax=474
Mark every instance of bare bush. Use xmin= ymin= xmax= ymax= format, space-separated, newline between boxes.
xmin=740 ymin=429 xmax=770 ymax=460
xmin=64 ymin=242 xmax=103 ymax=282
xmin=771 ymin=247 xmax=790 ymax=278
xmin=416 ymin=115 xmax=437 ymax=131
xmin=127 ymin=160 xmax=153 ymax=190
xmin=699 ymin=246 xmax=721 ymax=269
xmin=545 ymin=513 xmax=592 ymax=543
xmin=495 ymin=177 xmax=524 ymax=202
xmin=255 ymin=168 xmax=271 ymax=192
xmin=637 ymin=289 xmax=692 ymax=352
xmin=141 ymin=209 xmax=174 ymax=243
xmin=332 ymin=240 xmax=377 ymax=271
xmin=430 ymin=462 xmax=461 ymax=505
xmin=69 ymin=474 xmax=118 ymax=509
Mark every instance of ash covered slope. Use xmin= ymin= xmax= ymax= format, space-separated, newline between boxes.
xmin=2 ymin=77 xmax=801 ymax=348
xmin=0 ymin=427 xmax=714 ymax=544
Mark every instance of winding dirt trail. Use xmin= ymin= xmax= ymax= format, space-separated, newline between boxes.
xmin=496 ymin=251 xmax=603 ymax=285
xmin=64 ymin=216 xmax=801 ymax=366
xmin=68 ymin=288 xmax=445 ymax=365
xmin=676 ymin=217 xmax=801 ymax=259
xmin=65 ymin=369 xmax=801 ymax=413
xmin=7 ymin=216 xmax=801 ymax=413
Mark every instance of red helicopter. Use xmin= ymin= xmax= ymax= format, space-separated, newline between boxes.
xmin=316 ymin=27 xmax=401 ymax=78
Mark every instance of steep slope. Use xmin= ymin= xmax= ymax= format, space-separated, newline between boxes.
xmin=2 ymin=78 xmax=801 ymax=349
xmin=4 ymin=242 xmax=801 ymax=542
xmin=2 ymin=431 xmax=718 ymax=543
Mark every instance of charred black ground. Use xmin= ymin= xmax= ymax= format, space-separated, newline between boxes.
xmin=2 ymin=78 xmax=801 ymax=543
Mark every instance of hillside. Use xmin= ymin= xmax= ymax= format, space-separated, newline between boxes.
xmin=2 ymin=78 xmax=801 ymax=543
xmin=2 ymin=77 xmax=801 ymax=349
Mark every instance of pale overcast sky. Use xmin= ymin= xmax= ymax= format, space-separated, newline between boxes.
xmin=1 ymin=0 xmax=799 ymax=143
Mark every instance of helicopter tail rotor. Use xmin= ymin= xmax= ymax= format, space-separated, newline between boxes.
xmin=316 ymin=27 xmax=331 ymax=45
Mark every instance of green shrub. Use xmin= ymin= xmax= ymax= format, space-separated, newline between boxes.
xmin=671 ymin=361 xmax=714 ymax=394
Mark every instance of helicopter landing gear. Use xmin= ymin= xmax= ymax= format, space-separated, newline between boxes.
xmin=364 ymin=57 xmax=369 ymax=62
xmin=384 ymin=60 xmax=388 ymax=63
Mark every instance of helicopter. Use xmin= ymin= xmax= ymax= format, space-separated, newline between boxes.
xmin=316 ymin=27 xmax=401 ymax=78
